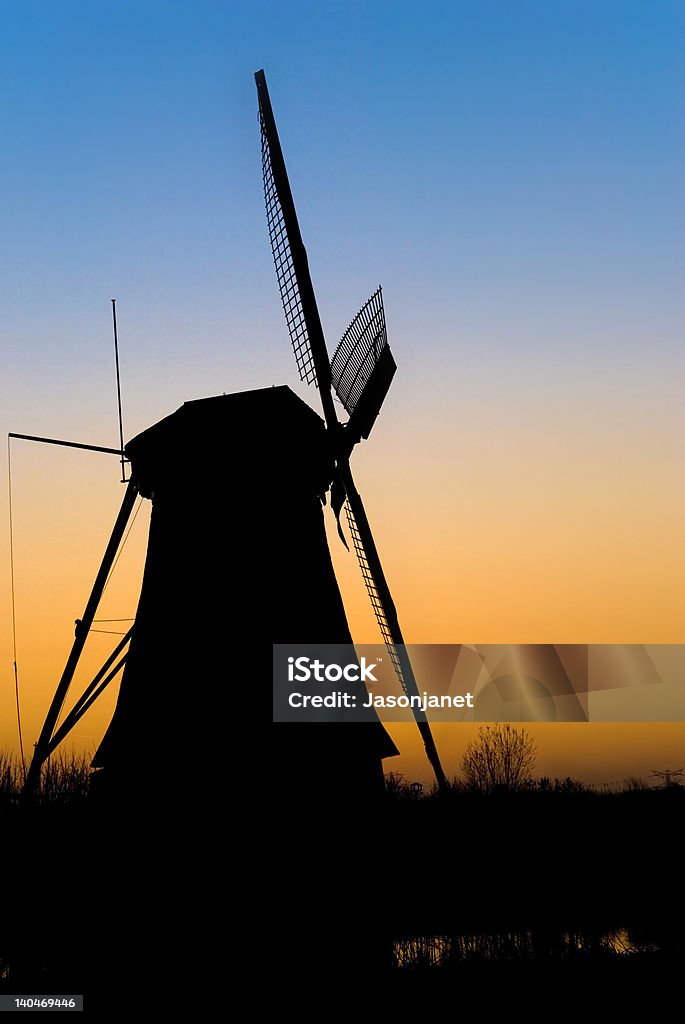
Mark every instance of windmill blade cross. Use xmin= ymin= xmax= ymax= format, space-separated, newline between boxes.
xmin=256 ymin=69 xmax=448 ymax=791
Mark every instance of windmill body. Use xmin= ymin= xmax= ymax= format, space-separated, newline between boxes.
xmin=91 ymin=385 xmax=397 ymax=801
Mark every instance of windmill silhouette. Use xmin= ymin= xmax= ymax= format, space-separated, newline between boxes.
xmin=18 ymin=70 xmax=446 ymax=799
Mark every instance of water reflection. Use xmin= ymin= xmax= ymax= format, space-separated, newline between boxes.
xmin=393 ymin=928 xmax=661 ymax=967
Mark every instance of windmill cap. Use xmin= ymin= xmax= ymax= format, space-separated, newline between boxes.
xmin=125 ymin=385 xmax=331 ymax=500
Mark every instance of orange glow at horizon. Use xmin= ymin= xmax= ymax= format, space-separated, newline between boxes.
xmin=1 ymin=367 xmax=683 ymax=786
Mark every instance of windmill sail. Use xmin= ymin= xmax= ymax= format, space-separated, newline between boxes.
xmin=256 ymin=69 xmax=447 ymax=790
xmin=256 ymin=72 xmax=334 ymax=416
xmin=259 ymin=106 xmax=316 ymax=387
xmin=344 ymin=503 xmax=403 ymax=679
xmin=331 ymin=288 xmax=397 ymax=442
xmin=342 ymin=484 xmax=448 ymax=790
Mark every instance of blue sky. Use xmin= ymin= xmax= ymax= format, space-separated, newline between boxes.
xmin=2 ymin=2 xmax=681 ymax=445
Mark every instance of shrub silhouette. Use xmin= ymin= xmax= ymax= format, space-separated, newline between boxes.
xmin=461 ymin=723 xmax=536 ymax=793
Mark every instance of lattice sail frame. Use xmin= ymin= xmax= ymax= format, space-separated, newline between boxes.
xmin=259 ymin=109 xmax=317 ymax=386
xmin=331 ymin=287 xmax=387 ymax=414
xmin=344 ymin=502 xmax=407 ymax=696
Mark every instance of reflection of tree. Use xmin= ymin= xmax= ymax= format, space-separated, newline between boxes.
xmin=392 ymin=927 xmax=643 ymax=965
xmin=461 ymin=723 xmax=536 ymax=793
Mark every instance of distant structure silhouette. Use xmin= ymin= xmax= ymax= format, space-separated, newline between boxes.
xmin=650 ymin=768 xmax=684 ymax=788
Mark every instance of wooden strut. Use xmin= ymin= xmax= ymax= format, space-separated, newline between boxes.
xmin=22 ymin=479 xmax=138 ymax=797
xmin=256 ymin=70 xmax=448 ymax=791
xmin=46 ymin=630 xmax=133 ymax=756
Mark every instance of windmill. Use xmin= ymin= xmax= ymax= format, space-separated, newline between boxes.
xmin=255 ymin=70 xmax=447 ymax=790
xmin=17 ymin=70 xmax=447 ymax=797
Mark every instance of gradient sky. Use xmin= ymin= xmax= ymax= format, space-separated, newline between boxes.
xmin=1 ymin=2 xmax=683 ymax=781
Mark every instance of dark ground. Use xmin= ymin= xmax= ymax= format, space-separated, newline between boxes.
xmin=1 ymin=780 xmax=684 ymax=1013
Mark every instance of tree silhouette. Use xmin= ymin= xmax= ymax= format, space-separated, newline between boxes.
xmin=461 ymin=723 xmax=536 ymax=793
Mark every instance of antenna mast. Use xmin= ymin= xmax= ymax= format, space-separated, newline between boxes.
xmin=111 ymin=299 xmax=127 ymax=482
